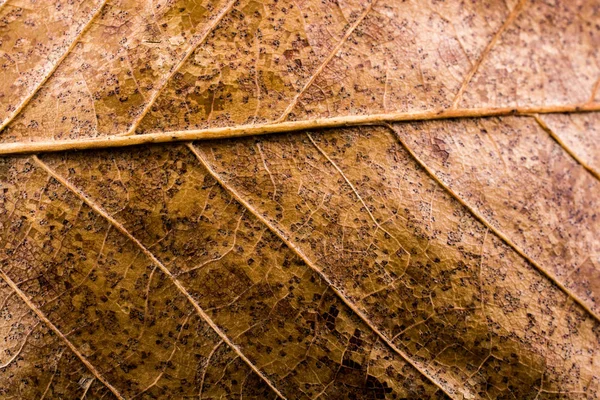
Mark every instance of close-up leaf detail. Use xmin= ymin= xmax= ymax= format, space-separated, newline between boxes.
xmin=0 ymin=0 xmax=599 ymax=399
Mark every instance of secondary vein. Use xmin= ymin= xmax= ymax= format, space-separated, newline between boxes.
xmin=32 ymin=155 xmax=287 ymax=400
xmin=188 ymin=142 xmax=461 ymax=400
xmin=450 ymin=0 xmax=528 ymax=108
xmin=274 ymin=0 xmax=376 ymax=123
xmin=0 ymin=268 xmax=125 ymax=400
xmin=532 ymin=114 xmax=600 ymax=181
xmin=0 ymin=0 xmax=108 ymax=132
xmin=389 ymin=124 xmax=600 ymax=325
xmin=120 ymin=0 xmax=238 ymax=137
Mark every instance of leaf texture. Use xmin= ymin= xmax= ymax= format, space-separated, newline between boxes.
xmin=0 ymin=0 xmax=599 ymax=399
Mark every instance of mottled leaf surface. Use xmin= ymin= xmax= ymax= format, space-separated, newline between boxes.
xmin=0 ymin=0 xmax=599 ymax=399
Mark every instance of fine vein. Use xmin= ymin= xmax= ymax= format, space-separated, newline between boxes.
xmin=32 ymin=155 xmax=287 ymax=400
xmin=1 ymin=103 xmax=599 ymax=155
xmin=187 ymin=143 xmax=461 ymax=400
xmin=0 ymin=0 xmax=108 ymax=132
xmin=0 ymin=269 xmax=125 ymax=400
xmin=306 ymin=132 xmax=410 ymax=260
xmin=389 ymin=125 xmax=600 ymax=325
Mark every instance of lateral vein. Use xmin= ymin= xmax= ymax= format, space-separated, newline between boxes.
xmin=450 ymin=0 xmax=528 ymax=108
xmin=0 ymin=0 xmax=108 ymax=132
xmin=0 ymin=268 xmax=125 ymax=400
xmin=274 ymin=1 xmax=376 ymax=123
xmin=121 ymin=0 xmax=237 ymax=136
xmin=187 ymin=143 xmax=461 ymax=400
xmin=388 ymin=124 xmax=600 ymax=325
xmin=32 ymin=155 xmax=287 ymax=400
xmin=532 ymin=114 xmax=600 ymax=181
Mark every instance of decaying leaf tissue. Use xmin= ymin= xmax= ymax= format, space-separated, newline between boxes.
xmin=0 ymin=0 xmax=598 ymax=398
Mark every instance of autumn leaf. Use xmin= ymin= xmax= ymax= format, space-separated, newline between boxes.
xmin=0 ymin=0 xmax=599 ymax=399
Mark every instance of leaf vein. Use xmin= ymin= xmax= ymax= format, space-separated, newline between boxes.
xmin=187 ymin=142 xmax=460 ymax=400
xmin=274 ymin=1 xmax=376 ymax=123
xmin=1 ymin=103 xmax=599 ymax=156
xmin=121 ymin=0 xmax=238 ymax=136
xmin=388 ymin=123 xmax=600 ymax=324
xmin=532 ymin=114 xmax=600 ymax=181
xmin=0 ymin=0 xmax=108 ymax=132
xmin=450 ymin=0 xmax=528 ymax=108
xmin=32 ymin=155 xmax=287 ymax=400
xmin=0 ymin=267 xmax=125 ymax=400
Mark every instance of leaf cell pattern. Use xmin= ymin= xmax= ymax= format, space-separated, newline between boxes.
xmin=0 ymin=0 xmax=599 ymax=399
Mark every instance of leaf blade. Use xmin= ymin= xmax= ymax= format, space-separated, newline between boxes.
xmin=195 ymin=125 xmax=600 ymax=398
xmin=35 ymin=144 xmax=447 ymax=398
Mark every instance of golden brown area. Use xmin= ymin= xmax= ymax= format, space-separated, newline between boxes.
xmin=0 ymin=0 xmax=599 ymax=399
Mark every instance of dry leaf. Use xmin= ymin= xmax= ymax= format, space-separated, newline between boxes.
xmin=0 ymin=0 xmax=599 ymax=399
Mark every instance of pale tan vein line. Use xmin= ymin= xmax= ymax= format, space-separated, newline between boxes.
xmin=0 ymin=0 xmax=108 ymax=133
xmin=532 ymin=114 xmax=600 ymax=181
xmin=450 ymin=0 xmax=528 ymax=108
xmin=2 ymin=103 xmax=599 ymax=156
xmin=388 ymin=124 xmax=600 ymax=325
xmin=32 ymin=155 xmax=287 ymax=400
xmin=274 ymin=1 xmax=375 ymax=123
xmin=120 ymin=0 xmax=237 ymax=136
xmin=0 ymin=270 xmax=125 ymax=400
xmin=187 ymin=143 xmax=461 ymax=400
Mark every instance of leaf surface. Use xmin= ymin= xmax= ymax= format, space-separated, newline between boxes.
xmin=0 ymin=0 xmax=599 ymax=399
